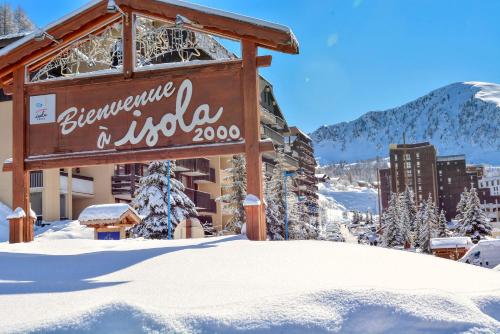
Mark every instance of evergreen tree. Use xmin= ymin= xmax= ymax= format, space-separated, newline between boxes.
xmin=0 ymin=4 xmax=33 ymax=36
xmin=219 ymin=155 xmax=246 ymax=233
xmin=132 ymin=161 xmax=198 ymax=239
xmin=413 ymin=202 xmax=425 ymax=248
xmin=456 ymin=188 xmax=470 ymax=221
xmin=402 ymin=187 xmax=417 ymax=231
xmin=437 ymin=210 xmax=448 ymax=238
xmin=459 ymin=188 xmax=492 ymax=242
xmin=265 ymin=154 xmax=287 ymax=240
xmin=418 ymin=195 xmax=437 ymax=253
xmin=382 ymin=193 xmax=404 ymax=247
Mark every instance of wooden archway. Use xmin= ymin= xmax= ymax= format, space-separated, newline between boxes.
xmin=0 ymin=0 xmax=299 ymax=243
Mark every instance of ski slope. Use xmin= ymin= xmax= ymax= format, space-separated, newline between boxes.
xmin=0 ymin=224 xmax=499 ymax=333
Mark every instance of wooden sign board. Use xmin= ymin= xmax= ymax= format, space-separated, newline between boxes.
xmin=26 ymin=61 xmax=244 ymax=159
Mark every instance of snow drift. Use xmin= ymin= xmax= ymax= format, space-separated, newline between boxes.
xmin=312 ymin=81 xmax=500 ymax=164
xmin=0 ymin=230 xmax=499 ymax=333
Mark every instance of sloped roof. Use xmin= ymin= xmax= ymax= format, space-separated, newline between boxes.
xmin=79 ymin=204 xmax=141 ymax=225
xmin=0 ymin=0 xmax=299 ymax=83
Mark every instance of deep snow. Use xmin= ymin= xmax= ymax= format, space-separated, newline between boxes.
xmin=0 ymin=222 xmax=499 ymax=333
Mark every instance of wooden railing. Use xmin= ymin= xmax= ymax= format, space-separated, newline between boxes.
xmin=184 ymin=188 xmax=216 ymax=213
xmin=193 ymin=168 xmax=216 ymax=183
xmin=111 ymin=174 xmax=141 ymax=197
xmin=30 ymin=170 xmax=43 ymax=188
xmin=176 ymin=158 xmax=210 ymax=175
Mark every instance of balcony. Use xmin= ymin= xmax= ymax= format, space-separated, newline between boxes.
xmin=193 ymin=168 xmax=216 ymax=184
xmin=176 ymin=158 xmax=210 ymax=176
xmin=260 ymin=105 xmax=286 ymax=130
xmin=60 ymin=172 xmax=94 ymax=198
xmin=112 ymin=174 xmax=140 ymax=198
xmin=261 ymin=124 xmax=284 ymax=146
xmin=184 ymin=188 xmax=216 ymax=213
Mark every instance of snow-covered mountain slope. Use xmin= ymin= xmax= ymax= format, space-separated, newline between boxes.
xmin=312 ymin=82 xmax=500 ymax=164
xmin=0 ymin=233 xmax=499 ymax=333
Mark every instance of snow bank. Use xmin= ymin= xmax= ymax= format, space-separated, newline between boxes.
xmin=35 ymin=220 xmax=94 ymax=241
xmin=0 ymin=202 xmax=13 ymax=243
xmin=0 ymin=235 xmax=499 ymax=333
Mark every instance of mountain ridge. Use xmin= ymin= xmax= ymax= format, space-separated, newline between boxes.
xmin=311 ymin=81 xmax=500 ymax=165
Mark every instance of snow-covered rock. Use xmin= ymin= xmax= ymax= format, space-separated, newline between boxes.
xmin=312 ymin=81 xmax=500 ymax=164
xmin=0 ymin=234 xmax=499 ymax=333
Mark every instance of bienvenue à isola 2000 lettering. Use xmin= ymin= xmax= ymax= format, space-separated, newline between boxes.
xmin=57 ymin=79 xmax=241 ymax=149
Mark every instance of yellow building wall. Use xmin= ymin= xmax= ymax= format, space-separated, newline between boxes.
xmin=0 ymin=101 xmax=12 ymax=209
xmin=72 ymin=165 xmax=115 ymax=219
xmin=42 ymin=169 xmax=60 ymax=221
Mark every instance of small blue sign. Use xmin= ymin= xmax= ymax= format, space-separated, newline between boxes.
xmin=97 ymin=231 xmax=120 ymax=240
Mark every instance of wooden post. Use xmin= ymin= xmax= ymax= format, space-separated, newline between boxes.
xmin=122 ymin=8 xmax=134 ymax=79
xmin=12 ymin=69 xmax=31 ymax=243
xmin=242 ymin=40 xmax=266 ymax=241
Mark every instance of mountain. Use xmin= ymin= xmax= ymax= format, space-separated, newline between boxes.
xmin=311 ymin=82 xmax=500 ymax=165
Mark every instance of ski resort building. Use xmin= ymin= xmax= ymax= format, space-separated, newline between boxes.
xmin=0 ymin=22 xmax=318 ymax=235
xmin=379 ymin=144 xmax=500 ymax=228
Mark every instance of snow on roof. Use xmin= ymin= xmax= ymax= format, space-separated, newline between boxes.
xmin=243 ymin=194 xmax=261 ymax=206
xmin=78 ymin=204 xmax=139 ymax=223
xmin=0 ymin=31 xmax=32 ymax=41
xmin=430 ymin=237 xmax=474 ymax=250
xmin=0 ymin=0 xmax=297 ymax=59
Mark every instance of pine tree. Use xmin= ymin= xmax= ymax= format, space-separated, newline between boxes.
xmin=459 ymin=188 xmax=492 ymax=243
xmin=219 ymin=155 xmax=246 ymax=234
xmin=13 ymin=6 xmax=33 ymax=33
xmin=456 ymin=188 xmax=470 ymax=221
xmin=401 ymin=187 xmax=417 ymax=232
xmin=265 ymin=152 xmax=288 ymax=240
xmin=382 ymin=193 xmax=404 ymax=247
xmin=413 ymin=202 xmax=425 ymax=248
xmin=132 ymin=160 xmax=198 ymax=239
xmin=418 ymin=195 xmax=437 ymax=253
xmin=437 ymin=210 xmax=448 ymax=238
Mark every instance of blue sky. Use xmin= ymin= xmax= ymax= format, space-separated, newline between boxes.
xmin=11 ymin=0 xmax=500 ymax=132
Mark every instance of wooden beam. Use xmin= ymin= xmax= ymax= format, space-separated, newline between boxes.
xmin=16 ymin=140 xmax=274 ymax=171
xmin=11 ymin=68 xmax=31 ymax=243
xmin=122 ymin=8 xmax=134 ymax=79
xmin=242 ymin=40 xmax=266 ymax=241
xmin=256 ymin=55 xmax=272 ymax=68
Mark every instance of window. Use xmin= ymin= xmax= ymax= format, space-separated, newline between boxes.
xmin=416 ymin=153 xmax=420 ymax=159
xmin=438 ymin=170 xmax=442 ymax=176
xmin=405 ymin=154 xmax=411 ymax=161
xmin=448 ymin=177 xmax=452 ymax=184
xmin=440 ymin=186 xmax=443 ymax=190
xmin=394 ymin=155 xmax=398 ymax=161
xmin=416 ymin=161 xmax=421 ymax=167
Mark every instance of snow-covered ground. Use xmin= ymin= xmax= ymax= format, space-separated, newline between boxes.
xmin=0 ymin=222 xmax=499 ymax=333
xmin=318 ymin=182 xmax=378 ymax=214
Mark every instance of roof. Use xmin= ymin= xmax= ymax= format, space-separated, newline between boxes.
xmin=78 ymin=204 xmax=141 ymax=225
xmin=437 ymin=155 xmax=466 ymax=162
xmin=0 ymin=0 xmax=299 ymax=83
xmin=430 ymin=237 xmax=474 ymax=250
xmin=289 ymin=126 xmax=312 ymax=141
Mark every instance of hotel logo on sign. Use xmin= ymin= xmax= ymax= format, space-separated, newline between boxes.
xmin=30 ymin=94 xmax=56 ymax=125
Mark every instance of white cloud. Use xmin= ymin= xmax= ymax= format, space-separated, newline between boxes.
xmin=327 ymin=33 xmax=339 ymax=47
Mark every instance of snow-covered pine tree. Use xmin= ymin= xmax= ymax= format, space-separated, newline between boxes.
xmin=0 ymin=4 xmax=15 ymax=36
xmin=456 ymin=188 xmax=470 ymax=222
xmin=382 ymin=193 xmax=404 ymax=247
xmin=13 ymin=6 xmax=33 ymax=33
xmin=459 ymin=188 xmax=492 ymax=242
xmin=219 ymin=155 xmax=246 ymax=234
xmin=413 ymin=201 xmax=425 ymax=248
xmin=132 ymin=160 xmax=198 ymax=239
xmin=401 ymin=187 xmax=417 ymax=231
xmin=437 ymin=210 xmax=448 ymax=238
xmin=324 ymin=221 xmax=345 ymax=242
xmin=419 ymin=195 xmax=437 ymax=253
xmin=265 ymin=152 xmax=287 ymax=240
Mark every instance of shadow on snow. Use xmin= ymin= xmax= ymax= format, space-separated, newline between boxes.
xmin=0 ymin=236 xmax=240 ymax=295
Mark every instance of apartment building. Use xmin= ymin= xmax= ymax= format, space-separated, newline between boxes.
xmin=379 ymin=144 xmax=500 ymax=228
xmin=388 ymin=142 xmax=438 ymax=205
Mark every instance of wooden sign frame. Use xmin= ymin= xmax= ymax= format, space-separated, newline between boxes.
xmin=0 ymin=0 xmax=299 ymax=243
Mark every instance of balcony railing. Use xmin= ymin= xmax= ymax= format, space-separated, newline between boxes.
xmin=261 ymin=124 xmax=284 ymax=146
xmin=112 ymin=174 xmax=140 ymax=197
xmin=176 ymin=158 xmax=210 ymax=176
xmin=30 ymin=171 xmax=43 ymax=188
xmin=193 ymin=168 xmax=216 ymax=184
xmin=184 ymin=188 xmax=216 ymax=213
